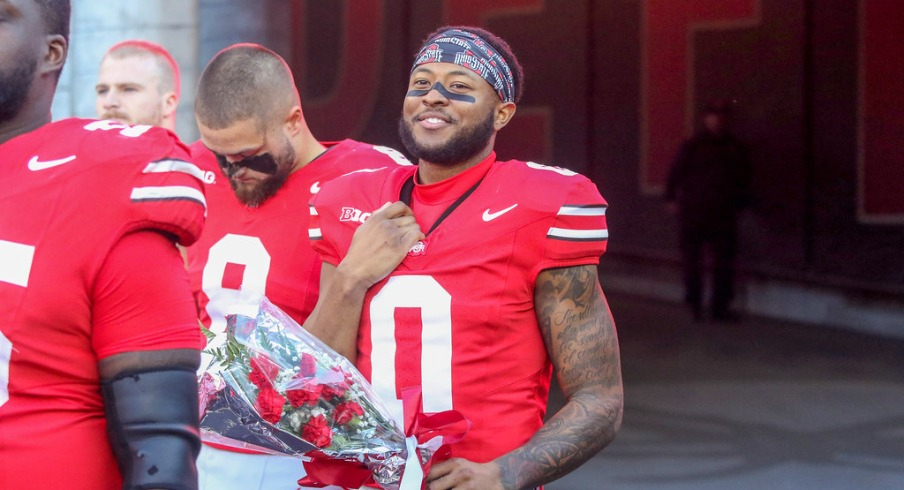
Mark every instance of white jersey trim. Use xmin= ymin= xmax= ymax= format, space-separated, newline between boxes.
xmin=547 ymin=227 xmax=609 ymax=241
xmin=130 ymin=185 xmax=207 ymax=208
xmin=142 ymin=159 xmax=206 ymax=182
xmin=558 ymin=204 xmax=607 ymax=217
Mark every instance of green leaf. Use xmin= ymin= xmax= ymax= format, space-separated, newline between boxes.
xmin=200 ymin=322 xmax=216 ymax=342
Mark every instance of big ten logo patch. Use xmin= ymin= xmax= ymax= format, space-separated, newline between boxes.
xmin=339 ymin=207 xmax=371 ymax=224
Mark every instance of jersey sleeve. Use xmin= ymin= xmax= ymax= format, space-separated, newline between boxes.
xmin=71 ymin=120 xmax=207 ymax=247
xmin=91 ymin=230 xmax=204 ymax=359
xmin=124 ymin=130 xmax=208 ymax=247
xmin=535 ymin=177 xmax=609 ymax=273
xmin=308 ymin=195 xmax=342 ymax=267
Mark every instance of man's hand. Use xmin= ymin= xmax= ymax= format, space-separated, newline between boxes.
xmin=304 ymin=201 xmax=423 ymax=361
xmin=337 ymin=201 xmax=424 ymax=289
xmin=426 ymin=458 xmax=505 ymax=490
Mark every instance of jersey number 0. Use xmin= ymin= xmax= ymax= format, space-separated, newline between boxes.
xmin=368 ymin=275 xmax=454 ymax=425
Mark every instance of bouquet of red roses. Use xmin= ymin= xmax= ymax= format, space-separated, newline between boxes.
xmin=199 ymin=296 xmax=423 ymax=489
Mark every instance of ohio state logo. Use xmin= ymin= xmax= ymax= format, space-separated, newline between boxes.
xmin=408 ymin=240 xmax=427 ymax=257
xmin=415 ymin=44 xmax=443 ymax=64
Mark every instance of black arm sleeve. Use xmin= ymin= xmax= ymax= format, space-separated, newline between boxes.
xmin=102 ymin=368 xmax=201 ymax=490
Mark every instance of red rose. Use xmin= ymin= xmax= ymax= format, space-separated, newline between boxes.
xmin=321 ymin=383 xmax=346 ymax=400
xmin=256 ymin=387 xmax=286 ymax=424
xmin=302 ymin=414 xmax=332 ymax=448
xmin=299 ymin=352 xmax=317 ymax=377
xmin=248 ymin=363 xmax=268 ymax=389
xmin=249 ymin=356 xmax=279 ymax=389
xmin=286 ymin=383 xmax=322 ymax=408
xmin=332 ymin=401 xmax=364 ymax=425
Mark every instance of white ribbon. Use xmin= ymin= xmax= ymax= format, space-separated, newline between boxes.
xmin=398 ymin=436 xmax=424 ymax=490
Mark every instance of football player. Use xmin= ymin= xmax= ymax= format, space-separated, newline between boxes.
xmin=0 ymin=1 xmax=206 ymax=489
xmin=185 ymin=43 xmax=410 ymax=490
xmin=95 ymin=39 xmax=181 ymax=131
xmin=306 ymin=26 xmax=624 ymax=489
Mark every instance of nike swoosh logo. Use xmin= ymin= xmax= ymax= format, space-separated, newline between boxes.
xmin=28 ymin=154 xmax=77 ymax=171
xmin=310 ymin=181 xmax=321 ymax=194
xmin=482 ymin=204 xmax=518 ymax=222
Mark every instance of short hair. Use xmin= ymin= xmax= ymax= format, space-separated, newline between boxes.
xmin=195 ymin=43 xmax=300 ymax=130
xmin=104 ymin=40 xmax=181 ymax=98
xmin=418 ymin=25 xmax=525 ymax=104
xmin=34 ymin=0 xmax=70 ymax=42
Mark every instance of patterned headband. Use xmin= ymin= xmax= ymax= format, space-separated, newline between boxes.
xmin=411 ymin=28 xmax=516 ymax=103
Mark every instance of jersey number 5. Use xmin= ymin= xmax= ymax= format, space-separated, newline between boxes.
xmin=0 ymin=330 xmax=11 ymax=408
xmin=0 ymin=239 xmax=37 ymax=408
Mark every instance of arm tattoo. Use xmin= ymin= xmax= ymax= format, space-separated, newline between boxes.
xmin=495 ymin=265 xmax=624 ymax=489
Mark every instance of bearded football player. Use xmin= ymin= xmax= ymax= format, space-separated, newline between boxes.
xmin=186 ymin=43 xmax=410 ymax=490
xmin=305 ymin=26 xmax=623 ymax=490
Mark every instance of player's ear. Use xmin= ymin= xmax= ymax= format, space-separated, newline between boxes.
xmin=284 ymin=106 xmax=304 ymax=136
xmin=162 ymin=92 xmax=178 ymax=118
xmin=493 ymin=101 xmax=516 ymax=131
xmin=40 ymin=34 xmax=68 ymax=76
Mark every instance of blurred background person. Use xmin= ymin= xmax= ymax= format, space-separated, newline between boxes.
xmin=95 ymin=39 xmax=180 ymax=131
xmin=665 ymin=100 xmax=752 ymax=322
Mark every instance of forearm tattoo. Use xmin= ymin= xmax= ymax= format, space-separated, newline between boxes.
xmin=496 ymin=265 xmax=623 ymax=489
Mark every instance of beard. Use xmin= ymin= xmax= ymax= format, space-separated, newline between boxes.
xmin=228 ymin=143 xmax=296 ymax=207
xmin=398 ymin=108 xmax=495 ymax=166
xmin=0 ymin=52 xmax=37 ymax=125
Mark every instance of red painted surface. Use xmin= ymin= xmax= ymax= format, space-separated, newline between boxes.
xmin=859 ymin=0 xmax=904 ymax=221
xmin=641 ymin=0 xmax=759 ymax=191
xmin=290 ymin=0 xmax=385 ymax=139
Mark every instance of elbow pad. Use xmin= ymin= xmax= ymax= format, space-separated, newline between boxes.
xmin=102 ymin=368 xmax=201 ymax=490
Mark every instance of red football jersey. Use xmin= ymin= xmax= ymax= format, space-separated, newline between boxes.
xmin=0 ymin=119 xmax=207 ymax=489
xmin=310 ymin=153 xmax=608 ymax=462
xmin=187 ymin=139 xmax=410 ymax=347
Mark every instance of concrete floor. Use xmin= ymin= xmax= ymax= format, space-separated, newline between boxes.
xmin=545 ymin=292 xmax=904 ymax=490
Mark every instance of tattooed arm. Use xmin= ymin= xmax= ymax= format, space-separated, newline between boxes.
xmin=426 ymin=264 xmax=623 ymax=490
xmin=500 ymin=264 xmax=624 ymax=487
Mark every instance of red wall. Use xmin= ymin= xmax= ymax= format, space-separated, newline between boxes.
xmin=274 ymin=0 xmax=904 ymax=290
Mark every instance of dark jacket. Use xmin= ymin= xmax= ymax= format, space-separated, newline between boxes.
xmin=665 ymin=131 xmax=752 ymax=222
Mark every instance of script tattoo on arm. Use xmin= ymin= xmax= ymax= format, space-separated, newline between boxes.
xmin=494 ymin=264 xmax=624 ymax=489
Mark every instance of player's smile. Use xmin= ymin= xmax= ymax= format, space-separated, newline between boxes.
xmin=415 ymin=110 xmax=454 ymax=130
